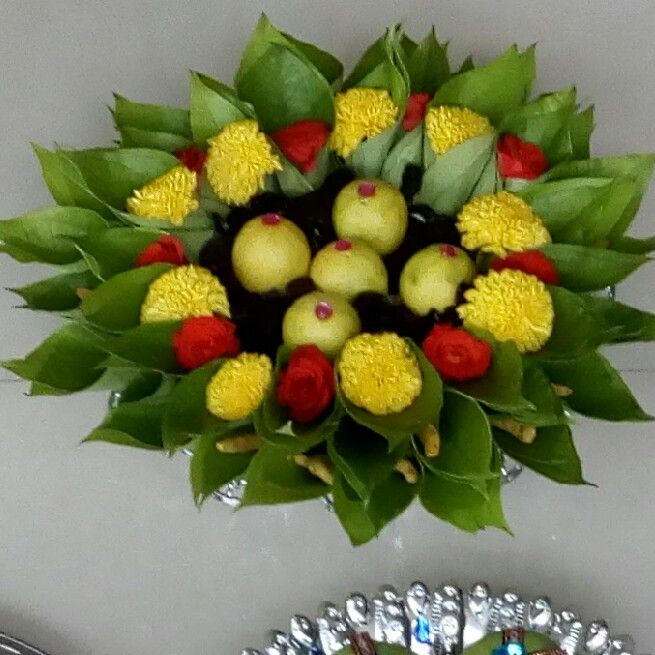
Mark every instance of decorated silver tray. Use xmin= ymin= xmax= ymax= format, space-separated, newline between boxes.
xmin=240 ymin=581 xmax=639 ymax=655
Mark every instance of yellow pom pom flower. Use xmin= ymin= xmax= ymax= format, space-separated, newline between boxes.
xmin=338 ymin=333 xmax=422 ymax=415
xmin=457 ymin=191 xmax=551 ymax=257
xmin=205 ymin=353 xmax=273 ymax=420
xmin=425 ymin=105 xmax=494 ymax=155
xmin=205 ymin=120 xmax=282 ymax=206
xmin=140 ymin=265 xmax=230 ymax=323
xmin=126 ymin=165 xmax=199 ymax=225
xmin=457 ymin=269 xmax=554 ymax=353
xmin=330 ymin=88 xmax=399 ymax=158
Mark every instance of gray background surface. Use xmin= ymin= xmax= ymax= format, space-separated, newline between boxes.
xmin=1 ymin=1 xmax=654 ymax=653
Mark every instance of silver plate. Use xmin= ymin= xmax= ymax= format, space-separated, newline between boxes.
xmin=0 ymin=633 xmax=51 ymax=655
xmin=240 ymin=581 xmax=639 ymax=655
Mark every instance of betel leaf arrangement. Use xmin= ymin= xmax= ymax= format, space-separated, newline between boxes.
xmin=2 ymin=15 xmax=655 ymax=545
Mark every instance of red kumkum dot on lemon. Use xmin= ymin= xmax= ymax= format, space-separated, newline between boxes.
xmin=315 ymin=301 xmax=334 ymax=320
xmin=438 ymin=244 xmax=457 ymax=257
xmin=334 ymin=239 xmax=353 ymax=251
xmin=358 ymin=181 xmax=376 ymax=197
xmin=261 ymin=212 xmax=283 ymax=225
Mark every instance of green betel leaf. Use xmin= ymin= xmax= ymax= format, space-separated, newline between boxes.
xmin=117 ymin=126 xmax=192 ymax=152
xmin=113 ymin=95 xmax=191 ymax=137
xmin=540 ymin=351 xmax=652 ymax=421
xmin=381 ymin=124 xmax=423 ymax=188
xmin=33 ymin=145 xmax=111 ymax=218
xmin=344 ymin=27 xmax=409 ymax=109
xmin=237 ymin=43 xmax=334 ymax=132
xmin=328 ymin=418 xmax=407 ymax=500
xmin=103 ymin=321 xmax=181 ymax=373
xmin=404 ymin=28 xmax=450 ymax=94
xmin=567 ymin=106 xmax=594 ymax=160
xmin=494 ymin=424 xmax=585 ymax=484
xmin=511 ymin=361 xmax=567 ymax=427
xmin=74 ymin=227 xmax=164 ymax=279
xmin=453 ymin=333 xmax=531 ymax=413
xmin=535 ymin=286 xmax=608 ymax=359
xmin=0 ymin=206 xmax=107 ymax=265
xmin=162 ymin=361 xmax=228 ymax=452
xmin=241 ymin=443 xmax=329 ymax=506
xmin=189 ymin=433 xmax=254 ymax=506
xmin=255 ymin=392 xmax=342 ymax=455
xmin=113 ymin=95 xmax=192 ymax=151
xmin=332 ymin=471 xmax=416 ymax=546
xmin=423 ymin=391 xmax=494 ymax=484
xmin=83 ymin=397 xmax=166 ymax=450
xmin=539 ymin=243 xmax=649 ymax=291
xmin=544 ymin=154 xmax=655 ymax=241
xmin=189 ymin=72 xmax=254 ymax=145
xmin=10 ymin=269 xmax=99 ymax=311
xmin=80 ymin=263 xmax=173 ymax=332
xmin=237 ymin=15 xmax=341 ymax=87
xmin=610 ymin=235 xmax=655 ymax=255
xmin=2 ymin=322 xmax=106 ymax=393
xmin=419 ymin=459 xmax=508 ymax=533
xmin=348 ymin=124 xmax=399 ymax=179
xmin=520 ymin=177 xmax=634 ymax=245
xmin=112 ymin=369 xmax=169 ymax=403
xmin=577 ymin=294 xmax=655 ymax=343
xmin=432 ymin=45 xmax=535 ymax=124
xmin=62 ymin=148 xmax=180 ymax=211
xmin=338 ymin=341 xmax=443 ymax=449
xmin=416 ymin=132 xmax=495 ymax=215
xmin=281 ymin=30 xmax=343 ymax=86
xmin=331 ymin=473 xmax=377 ymax=545
xmin=498 ymin=88 xmax=577 ymax=161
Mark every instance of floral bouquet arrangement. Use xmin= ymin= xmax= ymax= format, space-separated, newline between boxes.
xmin=2 ymin=17 xmax=654 ymax=544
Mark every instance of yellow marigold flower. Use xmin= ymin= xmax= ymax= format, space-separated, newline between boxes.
xmin=205 ymin=353 xmax=272 ymax=420
xmin=205 ymin=120 xmax=282 ymax=206
xmin=140 ymin=265 xmax=230 ymax=323
xmin=457 ymin=191 xmax=551 ymax=257
xmin=330 ymin=88 xmax=399 ymax=158
xmin=126 ymin=165 xmax=199 ymax=225
xmin=457 ymin=269 xmax=554 ymax=353
xmin=425 ymin=105 xmax=494 ymax=155
xmin=338 ymin=333 xmax=422 ymax=415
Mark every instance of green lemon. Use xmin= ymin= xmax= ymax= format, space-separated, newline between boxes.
xmin=400 ymin=243 xmax=476 ymax=315
xmin=282 ymin=291 xmax=361 ymax=358
xmin=332 ymin=179 xmax=408 ymax=255
xmin=311 ymin=239 xmax=388 ymax=299
xmin=231 ymin=213 xmax=311 ymax=293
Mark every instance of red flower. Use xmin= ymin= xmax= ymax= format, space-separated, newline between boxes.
xmin=172 ymin=316 xmax=240 ymax=370
xmin=497 ymin=133 xmax=549 ymax=180
xmin=276 ymin=345 xmax=335 ymax=423
xmin=270 ymin=120 xmax=331 ymax=173
xmin=174 ymin=145 xmax=207 ymax=175
xmin=491 ymin=250 xmax=559 ymax=285
xmin=135 ymin=235 xmax=188 ymax=267
xmin=422 ymin=324 xmax=492 ymax=383
xmin=402 ymin=92 xmax=432 ymax=132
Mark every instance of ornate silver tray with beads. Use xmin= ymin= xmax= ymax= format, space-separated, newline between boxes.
xmin=240 ymin=581 xmax=639 ymax=655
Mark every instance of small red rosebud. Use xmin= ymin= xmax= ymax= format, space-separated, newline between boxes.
xmin=174 ymin=145 xmax=207 ymax=175
xmin=422 ymin=324 xmax=492 ymax=383
xmin=135 ymin=235 xmax=188 ymax=267
xmin=172 ymin=316 xmax=240 ymax=370
xmin=491 ymin=250 xmax=559 ymax=285
xmin=496 ymin=133 xmax=549 ymax=180
xmin=402 ymin=92 xmax=432 ymax=132
xmin=270 ymin=119 xmax=331 ymax=174
xmin=276 ymin=344 xmax=335 ymax=423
